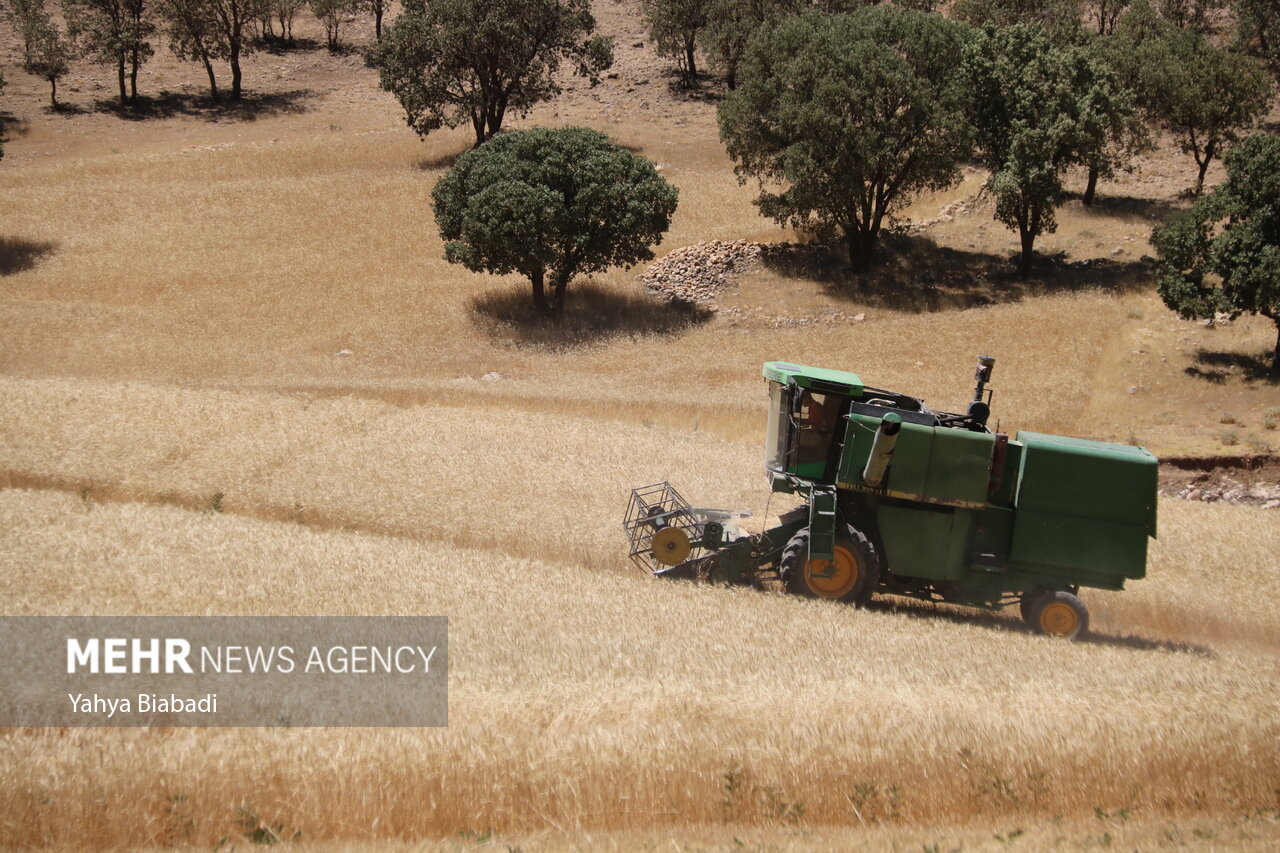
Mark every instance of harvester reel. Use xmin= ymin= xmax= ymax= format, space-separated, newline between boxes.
xmin=624 ymin=482 xmax=704 ymax=574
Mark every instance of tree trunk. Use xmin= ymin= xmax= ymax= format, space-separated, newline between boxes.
xmin=129 ymin=48 xmax=140 ymax=103
xmin=551 ymin=270 xmax=571 ymax=320
xmin=1193 ymin=138 xmax=1216 ymax=197
xmin=843 ymin=227 xmax=874 ymax=273
xmin=1194 ymin=154 xmax=1211 ymax=196
xmin=1083 ymin=164 xmax=1099 ymax=207
xmin=684 ymin=35 xmax=697 ymax=88
xmin=375 ymin=6 xmax=383 ymax=40
xmin=117 ymin=54 xmax=127 ymax=106
xmin=230 ymin=43 xmax=243 ymax=100
xmin=49 ymin=77 xmax=58 ymax=108
xmin=202 ymin=52 xmax=219 ymax=100
xmin=485 ymin=99 xmax=506 ymax=140
xmin=1018 ymin=227 xmax=1036 ymax=278
xmin=1271 ymin=319 xmax=1280 ymax=377
xmin=530 ymin=269 xmax=549 ymax=315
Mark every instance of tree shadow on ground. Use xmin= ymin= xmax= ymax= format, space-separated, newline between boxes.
xmin=92 ymin=88 xmax=315 ymax=122
xmin=256 ymin=36 xmax=323 ymax=55
xmin=0 ymin=110 xmax=31 ymax=142
xmin=1184 ymin=347 xmax=1279 ymax=384
xmin=470 ymin=279 xmax=712 ymax=349
xmin=0 ymin=237 xmax=57 ymax=275
xmin=658 ymin=65 xmax=721 ymax=101
xmin=759 ymin=232 xmax=1154 ymax=313
xmin=325 ymin=43 xmax=364 ymax=58
xmin=868 ymin=597 xmax=1215 ymax=656
xmin=414 ymin=147 xmax=469 ymax=171
xmin=1075 ymin=192 xmax=1183 ymax=223
xmin=43 ymin=102 xmax=90 ymax=116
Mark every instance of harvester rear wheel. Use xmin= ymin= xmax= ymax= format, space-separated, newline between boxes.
xmin=1027 ymin=591 xmax=1089 ymax=640
xmin=781 ymin=525 xmax=879 ymax=606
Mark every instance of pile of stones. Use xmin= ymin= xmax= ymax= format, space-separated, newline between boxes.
xmin=639 ymin=240 xmax=763 ymax=305
xmin=1162 ymin=477 xmax=1280 ymax=509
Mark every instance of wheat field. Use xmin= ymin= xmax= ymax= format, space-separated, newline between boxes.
xmin=2 ymin=2 xmax=1279 ymax=849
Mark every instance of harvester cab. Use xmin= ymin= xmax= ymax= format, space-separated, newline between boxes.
xmin=626 ymin=357 xmax=1159 ymax=640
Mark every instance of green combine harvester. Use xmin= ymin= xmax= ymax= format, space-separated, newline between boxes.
xmin=624 ymin=358 xmax=1158 ymax=639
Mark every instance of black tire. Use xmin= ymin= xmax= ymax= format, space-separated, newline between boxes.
xmin=1018 ymin=588 xmax=1048 ymax=623
xmin=780 ymin=524 xmax=880 ymax=606
xmin=1026 ymin=590 xmax=1089 ymax=639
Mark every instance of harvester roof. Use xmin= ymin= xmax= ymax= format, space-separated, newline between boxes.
xmin=762 ymin=361 xmax=864 ymax=395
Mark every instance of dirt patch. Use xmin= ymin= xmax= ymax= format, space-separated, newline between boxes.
xmin=1159 ymin=455 xmax=1280 ymax=507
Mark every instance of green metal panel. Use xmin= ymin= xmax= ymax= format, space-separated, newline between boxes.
xmin=762 ymin=361 xmax=863 ymax=394
xmin=923 ymin=429 xmax=994 ymax=507
xmin=1009 ymin=509 xmax=1149 ymax=583
xmin=884 ymin=422 xmax=934 ymax=499
xmin=839 ymin=418 xmax=994 ymax=509
xmin=877 ymin=505 xmax=973 ymax=580
xmin=1015 ymin=431 xmax=1158 ymax=536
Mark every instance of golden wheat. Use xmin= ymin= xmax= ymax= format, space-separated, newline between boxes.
xmin=0 ymin=489 xmax=1276 ymax=849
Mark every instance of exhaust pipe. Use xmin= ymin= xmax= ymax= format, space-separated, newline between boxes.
xmin=862 ymin=412 xmax=902 ymax=488
xmin=969 ymin=355 xmax=996 ymax=426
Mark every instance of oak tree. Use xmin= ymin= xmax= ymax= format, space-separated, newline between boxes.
xmin=64 ymin=0 xmax=154 ymax=106
xmin=641 ymin=0 xmax=708 ymax=88
xmin=432 ymin=127 xmax=679 ymax=317
xmin=719 ymin=6 xmax=974 ymax=270
xmin=376 ymin=0 xmax=612 ymax=148
xmin=22 ymin=5 xmax=74 ymax=107
xmin=964 ymin=23 xmax=1135 ymax=276
xmin=1116 ymin=6 xmax=1272 ymax=194
xmin=1152 ymin=134 xmax=1280 ymax=374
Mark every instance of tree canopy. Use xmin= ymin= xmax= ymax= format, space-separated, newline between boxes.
xmin=431 ymin=127 xmax=679 ymax=317
xmin=376 ymin=0 xmax=613 ymax=148
xmin=1152 ymin=133 xmax=1280 ymax=375
xmin=964 ymin=23 xmax=1135 ymax=276
xmin=952 ymin=0 xmax=1086 ymax=35
xmin=718 ymin=5 xmax=974 ymax=271
xmin=1234 ymin=0 xmax=1280 ymax=83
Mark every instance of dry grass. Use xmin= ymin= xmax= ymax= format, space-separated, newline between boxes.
xmin=1 ymin=2 xmax=1278 ymax=849
xmin=1 ymin=489 xmax=1277 ymax=849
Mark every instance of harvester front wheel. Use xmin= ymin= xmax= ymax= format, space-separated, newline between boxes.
xmin=1027 ymin=591 xmax=1089 ymax=640
xmin=780 ymin=525 xmax=879 ymax=606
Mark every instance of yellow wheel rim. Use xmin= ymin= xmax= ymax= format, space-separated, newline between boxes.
xmin=804 ymin=545 xmax=859 ymax=599
xmin=1039 ymin=601 xmax=1081 ymax=636
xmin=650 ymin=527 xmax=692 ymax=567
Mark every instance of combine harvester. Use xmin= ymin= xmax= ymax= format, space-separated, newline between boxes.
xmin=625 ymin=358 xmax=1158 ymax=639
